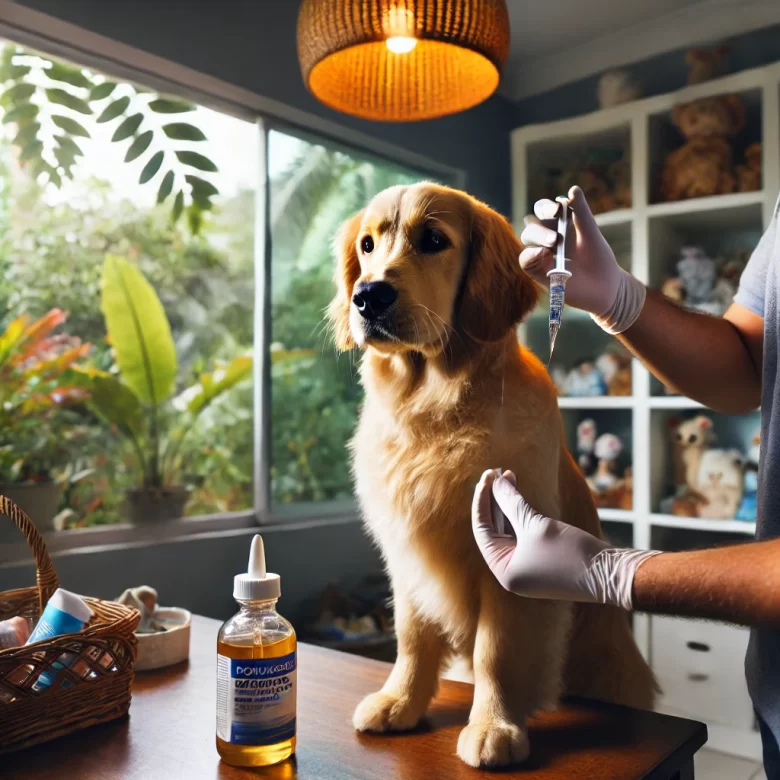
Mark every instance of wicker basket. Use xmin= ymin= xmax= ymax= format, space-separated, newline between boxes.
xmin=0 ymin=496 xmax=140 ymax=754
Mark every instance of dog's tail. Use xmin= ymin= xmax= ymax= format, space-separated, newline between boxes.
xmin=558 ymin=447 xmax=659 ymax=709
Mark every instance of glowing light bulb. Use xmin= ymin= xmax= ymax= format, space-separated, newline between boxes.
xmin=386 ymin=36 xmax=417 ymax=54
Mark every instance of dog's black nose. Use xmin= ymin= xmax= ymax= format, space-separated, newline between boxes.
xmin=352 ymin=281 xmax=397 ymax=319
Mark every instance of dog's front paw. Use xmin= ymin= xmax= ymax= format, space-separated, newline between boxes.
xmin=353 ymin=691 xmax=424 ymax=732
xmin=456 ymin=720 xmax=530 ymax=767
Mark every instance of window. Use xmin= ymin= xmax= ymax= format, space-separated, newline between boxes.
xmin=0 ymin=34 xmax=450 ymax=540
xmin=268 ymin=130 xmax=423 ymax=505
xmin=0 ymin=41 xmax=257 ymax=529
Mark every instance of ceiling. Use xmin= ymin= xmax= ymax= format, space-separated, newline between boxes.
xmin=501 ymin=0 xmax=780 ymax=100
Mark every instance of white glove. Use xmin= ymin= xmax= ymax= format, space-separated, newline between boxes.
xmin=519 ymin=186 xmax=646 ymax=334
xmin=472 ymin=471 xmax=660 ymax=611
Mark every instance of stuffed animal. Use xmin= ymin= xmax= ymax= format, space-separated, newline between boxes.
xmin=737 ymin=142 xmax=761 ymax=193
xmin=549 ymin=365 xmax=567 ymax=397
xmin=697 ymin=448 xmax=744 ymax=519
xmin=685 ymin=46 xmax=730 ymax=85
xmin=673 ymin=415 xmax=716 ymax=494
xmin=607 ymin=158 xmax=632 ymax=209
xmin=659 ymin=95 xmax=745 ymax=202
xmin=575 ymin=169 xmax=615 ymax=215
xmin=662 ymin=277 xmax=683 ymax=303
xmin=591 ymin=433 xmax=623 ymax=492
xmin=595 ymin=350 xmax=632 ymax=396
xmin=677 ymin=246 xmax=718 ymax=313
xmin=597 ymin=69 xmax=642 ymax=109
xmin=736 ymin=431 xmax=760 ymax=522
xmin=564 ymin=359 xmax=607 ymax=397
xmin=576 ymin=418 xmax=597 ymax=477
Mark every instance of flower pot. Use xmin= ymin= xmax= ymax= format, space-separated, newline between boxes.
xmin=0 ymin=481 xmax=62 ymax=532
xmin=124 ymin=486 xmax=190 ymax=525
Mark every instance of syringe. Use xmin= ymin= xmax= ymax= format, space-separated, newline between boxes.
xmin=491 ymin=467 xmax=512 ymax=538
xmin=547 ymin=196 xmax=572 ymax=364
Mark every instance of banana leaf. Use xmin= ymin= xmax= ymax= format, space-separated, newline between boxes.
xmin=100 ymin=255 xmax=177 ymax=407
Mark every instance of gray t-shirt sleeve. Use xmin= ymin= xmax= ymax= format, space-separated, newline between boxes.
xmin=734 ymin=200 xmax=779 ymax=318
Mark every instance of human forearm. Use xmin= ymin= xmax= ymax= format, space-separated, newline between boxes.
xmin=618 ymin=290 xmax=762 ymax=413
xmin=633 ymin=539 xmax=780 ymax=628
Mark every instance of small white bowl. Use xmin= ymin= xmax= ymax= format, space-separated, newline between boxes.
xmin=134 ymin=607 xmax=192 ymax=671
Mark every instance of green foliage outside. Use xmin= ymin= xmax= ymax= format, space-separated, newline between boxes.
xmin=0 ymin=46 xmax=424 ymax=527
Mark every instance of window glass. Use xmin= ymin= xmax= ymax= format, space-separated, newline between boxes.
xmin=268 ymin=130 xmax=422 ymax=504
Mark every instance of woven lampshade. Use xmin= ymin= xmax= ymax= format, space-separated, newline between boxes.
xmin=297 ymin=0 xmax=510 ymax=122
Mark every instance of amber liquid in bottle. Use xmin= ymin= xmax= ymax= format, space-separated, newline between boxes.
xmin=216 ymin=600 xmax=297 ymax=768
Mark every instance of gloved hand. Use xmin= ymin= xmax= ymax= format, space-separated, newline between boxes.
xmin=471 ymin=470 xmax=660 ymax=610
xmin=519 ymin=186 xmax=646 ymax=334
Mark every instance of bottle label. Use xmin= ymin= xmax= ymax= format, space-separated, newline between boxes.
xmin=216 ymin=651 xmax=296 ymax=745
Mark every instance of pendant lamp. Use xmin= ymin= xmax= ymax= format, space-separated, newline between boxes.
xmin=297 ymin=1 xmax=510 ymax=122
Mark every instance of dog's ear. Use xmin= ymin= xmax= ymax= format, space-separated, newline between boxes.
xmin=458 ymin=200 xmax=538 ymax=343
xmin=328 ymin=210 xmax=364 ymax=351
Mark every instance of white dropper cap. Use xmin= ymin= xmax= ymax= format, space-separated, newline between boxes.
xmin=233 ymin=535 xmax=281 ymax=601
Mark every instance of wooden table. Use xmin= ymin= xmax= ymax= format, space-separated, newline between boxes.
xmin=4 ymin=615 xmax=706 ymax=779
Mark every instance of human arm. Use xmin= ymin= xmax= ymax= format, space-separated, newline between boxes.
xmin=519 ymin=187 xmax=765 ymax=414
xmin=473 ymin=471 xmax=780 ymax=628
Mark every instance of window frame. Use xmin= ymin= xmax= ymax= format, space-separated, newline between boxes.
xmin=0 ymin=1 xmax=465 ymax=561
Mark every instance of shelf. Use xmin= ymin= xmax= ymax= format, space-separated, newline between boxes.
xmin=650 ymin=514 xmax=756 ymax=535
xmin=558 ymin=396 xmax=634 ymax=409
xmin=648 ymin=397 xmax=705 ymax=409
xmin=647 ymin=191 xmax=765 ymax=221
xmin=598 ymin=508 xmax=635 ymax=524
xmin=594 ymin=209 xmax=634 ymax=227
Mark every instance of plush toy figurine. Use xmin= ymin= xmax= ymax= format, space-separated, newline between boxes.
xmin=736 ymin=431 xmax=760 ymax=522
xmin=576 ymin=418 xmax=598 ymax=478
xmin=685 ymin=46 xmax=730 ymax=85
xmin=737 ymin=142 xmax=761 ymax=193
xmin=660 ymin=95 xmax=744 ymax=202
xmin=597 ymin=69 xmax=641 ymax=109
xmin=607 ymin=158 xmax=632 ymax=209
xmin=564 ymin=359 xmax=607 ymax=397
xmin=677 ymin=246 xmax=718 ymax=312
xmin=595 ymin=350 xmax=632 ymax=396
xmin=591 ymin=433 xmax=623 ymax=492
xmin=697 ymin=448 xmax=744 ymax=519
xmin=662 ymin=277 xmax=683 ymax=303
xmin=673 ymin=415 xmax=716 ymax=495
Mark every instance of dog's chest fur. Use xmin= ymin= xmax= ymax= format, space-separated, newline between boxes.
xmin=351 ymin=395 xmax=489 ymax=643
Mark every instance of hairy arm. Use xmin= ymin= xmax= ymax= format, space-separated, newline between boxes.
xmin=633 ymin=539 xmax=780 ymax=627
xmin=618 ymin=293 xmax=764 ymax=414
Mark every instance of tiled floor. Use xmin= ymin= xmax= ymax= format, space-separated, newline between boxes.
xmin=694 ymin=749 xmax=765 ymax=779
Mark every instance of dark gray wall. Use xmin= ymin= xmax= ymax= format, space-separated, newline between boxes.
xmin=14 ymin=0 xmax=513 ymax=215
xmin=0 ymin=520 xmax=382 ymax=626
xmin=512 ymin=24 xmax=780 ymax=127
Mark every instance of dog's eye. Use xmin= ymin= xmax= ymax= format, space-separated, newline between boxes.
xmin=361 ymin=235 xmax=374 ymax=254
xmin=420 ymin=227 xmax=449 ymax=254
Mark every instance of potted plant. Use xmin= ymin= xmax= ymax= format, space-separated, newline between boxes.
xmin=0 ymin=309 xmax=90 ymax=530
xmin=75 ymin=256 xmax=252 ymax=524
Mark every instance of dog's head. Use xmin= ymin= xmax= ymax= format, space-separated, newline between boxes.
xmin=329 ymin=182 xmax=538 ymax=354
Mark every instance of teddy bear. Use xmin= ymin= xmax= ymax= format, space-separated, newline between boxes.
xmin=737 ymin=142 xmax=761 ymax=193
xmin=685 ymin=46 xmax=730 ymax=85
xmin=659 ymin=95 xmax=745 ymax=202
xmin=697 ymin=448 xmax=744 ymax=519
xmin=574 ymin=169 xmax=615 ymax=215
xmin=590 ymin=433 xmax=623 ymax=493
xmin=607 ymin=157 xmax=631 ymax=209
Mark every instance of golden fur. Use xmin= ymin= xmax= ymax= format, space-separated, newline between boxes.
xmin=329 ymin=183 xmax=656 ymax=768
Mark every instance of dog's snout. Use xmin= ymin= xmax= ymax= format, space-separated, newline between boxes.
xmin=352 ymin=281 xmax=397 ymax=319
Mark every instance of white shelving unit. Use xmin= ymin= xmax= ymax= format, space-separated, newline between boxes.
xmin=512 ymin=63 xmax=780 ymax=761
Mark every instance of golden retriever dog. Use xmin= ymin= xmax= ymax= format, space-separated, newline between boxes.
xmin=329 ymin=182 xmax=655 ymax=768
